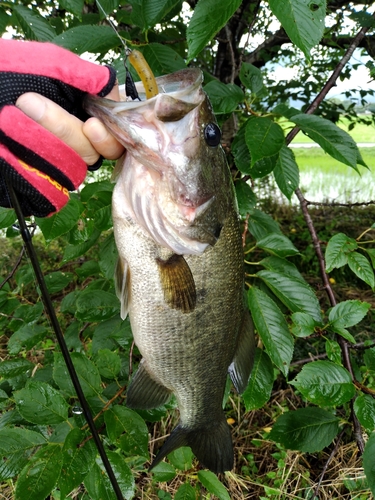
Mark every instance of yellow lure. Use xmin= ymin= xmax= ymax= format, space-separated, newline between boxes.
xmin=127 ymin=49 xmax=159 ymax=99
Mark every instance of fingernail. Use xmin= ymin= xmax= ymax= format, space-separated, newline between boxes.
xmin=16 ymin=93 xmax=46 ymax=122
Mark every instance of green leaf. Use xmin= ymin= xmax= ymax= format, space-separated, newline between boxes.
xmin=0 ymin=207 xmax=16 ymax=229
xmin=95 ymin=349 xmax=121 ymax=379
xmin=268 ymin=0 xmax=326 ymax=58
xmin=53 ymin=25 xmax=119 ymax=54
xmin=347 ymin=252 xmax=375 ymax=288
xmin=239 ymin=62 xmax=264 ymax=94
xmin=84 ymin=453 xmax=135 ymax=500
xmin=174 ymin=483 xmax=196 ymax=500
xmin=140 ymin=43 xmax=186 ymax=76
xmin=260 ymin=256 xmax=304 ymax=280
xmin=44 ymin=271 xmax=74 ymax=294
xmin=36 ymin=198 xmax=82 ymax=242
xmin=248 ymin=287 xmax=294 ymax=376
xmin=291 ymin=312 xmax=317 ymax=338
xmin=105 ymin=405 xmax=149 ymax=458
xmin=363 ymin=432 xmax=375 ymax=496
xmin=364 ymin=348 xmax=375 ymax=371
xmin=60 ymin=0 xmax=84 ymax=18
xmin=168 ymin=447 xmax=194 ymax=471
xmin=0 ymin=358 xmax=33 ymax=378
xmin=7 ymin=324 xmax=47 ymax=355
xmin=325 ymin=339 xmax=342 ymax=365
xmin=269 ymin=407 xmax=340 ymax=452
xmin=0 ymin=428 xmax=46 ymax=481
xmin=58 ymin=428 xmax=96 ymax=499
xmin=187 ymin=0 xmax=242 ymax=61
xmin=250 ymin=154 xmax=279 ymax=179
xmin=198 ymin=470 xmax=230 ymax=500
xmin=245 ymin=117 xmax=284 ymax=166
xmin=290 ymin=360 xmax=355 ymax=406
xmin=15 ymin=443 xmax=62 ymax=500
xmin=256 ymin=233 xmax=299 ymax=258
xmin=257 ymin=269 xmax=322 ymax=322
xmin=75 ymin=289 xmax=120 ymax=321
xmin=242 ymin=348 xmax=274 ymax=410
xmin=248 ymin=209 xmax=282 ymax=241
xmin=232 ymin=124 xmax=251 ymax=174
xmin=204 ymin=80 xmax=244 ymax=114
xmin=99 ymin=231 xmax=119 ymax=279
xmin=151 ymin=461 xmax=177 ymax=482
xmin=328 ymin=300 xmax=371 ymax=329
xmin=273 ymin=146 xmax=299 ymax=199
xmin=96 ymin=0 xmax=118 ymax=17
xmin=290 ymin=114 xmax=359 ymax=169
xmin=14 ymin=380 xmax=69 ymax=425
xmin=354 ymin=394 xmax=375 ymax=432
xmin=325 ymin=233 xmax=358 ymax=272
xmin=0 ymin=7 xmax=10 ymax=36
xmin=129 ymin=0 xmax=182 ymax=30
xmin=53 ymin=352 xmax=102 ymax=398
xmin=13 ymin=5 xmax=56 ymax=41
xmin=234 ymin=180 xmax=257 ymax=218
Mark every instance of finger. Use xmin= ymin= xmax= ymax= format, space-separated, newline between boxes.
xmin=16 ymin=93 xmax=101 ymax=166
xmin=82 ymin=117 xmax=124 ymax=160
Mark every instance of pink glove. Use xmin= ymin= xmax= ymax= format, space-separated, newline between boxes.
xmin=0 ymin=40 xmax=117 ymax=217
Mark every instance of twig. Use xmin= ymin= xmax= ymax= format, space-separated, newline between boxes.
xmin=0 ymin=246 xmax=25 ymax=290
xmin=305 ymin=199 xmax=375 ymax=208
xmin=225 ymin=25 xmax=236 ymax=84
xmin=314 ymin=428 xmax=346 ymax=498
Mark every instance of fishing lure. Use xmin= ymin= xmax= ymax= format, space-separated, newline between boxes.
xmin=127 ymin=49 xmax=159 ymax=99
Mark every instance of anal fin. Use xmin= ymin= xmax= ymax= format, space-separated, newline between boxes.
xmin=229 ymin=309 xmax=255 ymax=394
xmin=156 ymin=254 xmax=196 ymax=313
xmin=115 ymin=257 xmax=130 ymax=320
xmin=127 ymin=360 xmax=172 ymax=410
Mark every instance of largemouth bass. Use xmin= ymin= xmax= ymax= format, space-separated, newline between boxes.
xmin=85 ymin=68 xmax=255 ymax=473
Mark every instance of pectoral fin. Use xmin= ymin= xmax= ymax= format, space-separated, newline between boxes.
xmin=229 ymin=309 xmax=256 ymax=394
xmin=156 ymin=254 xmax=196 ymax=313
xmin=127 ymin=360 xmax=172 ymax=410
xmin=114 ymin=257 xmax=130 ymax=320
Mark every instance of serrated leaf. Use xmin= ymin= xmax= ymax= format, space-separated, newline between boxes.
xmin=204 ymin=80 xmax=244 ymax=114
xmin=325 ymin=339 xmax=342 ymax=365
xmin=325 ymin=233 xmax=358 ymax=272
xmin=168 ymin=447 xmax=194 ymax=471
xmin=268 ymin=0 xmax=326 ymax=58
xmin=354 ymin=394 xmax=375 ymax=432
xmin=0 ymin=207 xmax=16 ymax=229
xmin=290 ymin=360 xmax=355 ymax=406
xmin=7 ymin=324 xmax=46 ymax=355
xmin=232 ymin=123 xmax=251 ymax=174
xmin=60 ymin=0 xmax=84 ymax=18
xmin=269 ymin=407 xmax=340 ymax=452
xmin=248 ymin=287 xmax=294 ymax=376
xmin=260 ymin=256 xmax=304 ymax=280
xmin=45 ymin=271 xmax=74 ymax=294
xmin=14 ymin=380 xmax=69 ymax=425
xmin=138 ymin=43 xmax=186 ymax=76
xmin=291 ymin=312 xmax=317 ymax=338
xmin=328 ymin=300 xmax=371 ymax=329
xmin=242 ymin=348 xmax=274 ymax=410
xmin=13 ymin=5 xmax=56 ymax=41
xmin=58 ymin=428 xmax=96 ymax=499
xmin=235 ymin=180 xmax=257 ymax=218
xmin=363 ymin=432 xmax=375 ymax=495
xmin=84 ymin=452 xmax=135 ymax=500
xmin=291 ymin=114 xmax=359 ymax=169
xmin=53 ymin=25 xmax=120 ymax=54
xmin=174 ymin=483 xmax=196 ymax=500
xmin=273 ymin=145 xmax=299 ymax=199
xmin=198 ymin=470 xmax=230 ymax=500
xmin=239 ymin=62 xmax=263 ymax=93
xmin=36 ymin=198 xmax=82 ymax=242
xmin=15 ymin=443 xmax=62 ymax=500
xmin=99 ymin=231 xmax=118 ymax=279
xmin=96 ymin=0 xmax=118 ymax=17
xmin=53 ymin=352 xmax=102 ymax=398
xmin=129 ymin=0 xmax=181 ymax=30
xmin=151 ymin=461 xmax=177 ymax=482
xmin=0 ymin=428 xmax=46 ymax=481
xmin=95 ymin=349 xmax=121 ymax=379
xmin=257 ymin=269 xmax=322 ymax=322
xmin=329 ymin=326 xmax=356 ymax=345
xmin=347 ymin=252 xmax=375 ymax=288
xmin=0 ymin=359 xmax=33 ymax=378
xmin=246 ymin=117 xmax=284 ymax=166
xmin=256 ymin=233 xmax=299 ymax=258
xmin=248 ymin=209 xmax=282 ymax=241
xmin=75 ymin=289 xmax=120 ymax=321
xmin=187 ymin=0 xmax=242 ymax=61
xmin=105 ymin=406 xmax=149 ymax=458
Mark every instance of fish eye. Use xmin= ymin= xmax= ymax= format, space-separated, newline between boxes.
xmin=204 ymin=123 xmax=221 ymax=147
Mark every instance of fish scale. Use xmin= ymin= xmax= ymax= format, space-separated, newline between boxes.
xmin=84 ymin=68 xmax=255 ymax=473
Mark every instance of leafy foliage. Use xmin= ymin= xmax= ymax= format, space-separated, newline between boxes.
xmin=1 ymin=0 xmax=375 ymax=498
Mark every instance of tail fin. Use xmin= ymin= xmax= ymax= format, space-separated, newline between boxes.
xmin=149 ymin=417 xmax=233 ymax=473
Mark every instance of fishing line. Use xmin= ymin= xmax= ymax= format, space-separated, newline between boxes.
xmin=5 ymin=181 xmax=125 ymax=500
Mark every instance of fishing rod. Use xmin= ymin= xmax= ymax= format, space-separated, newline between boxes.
xmin=6 ymin=181 xmax=125 ymax=500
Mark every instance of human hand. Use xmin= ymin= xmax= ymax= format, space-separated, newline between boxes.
xmin=0 ymin=39 xmax=124 ymax=217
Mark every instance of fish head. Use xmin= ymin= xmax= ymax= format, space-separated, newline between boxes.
xmin=84 ymin=68 xmax=232 ymax=255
